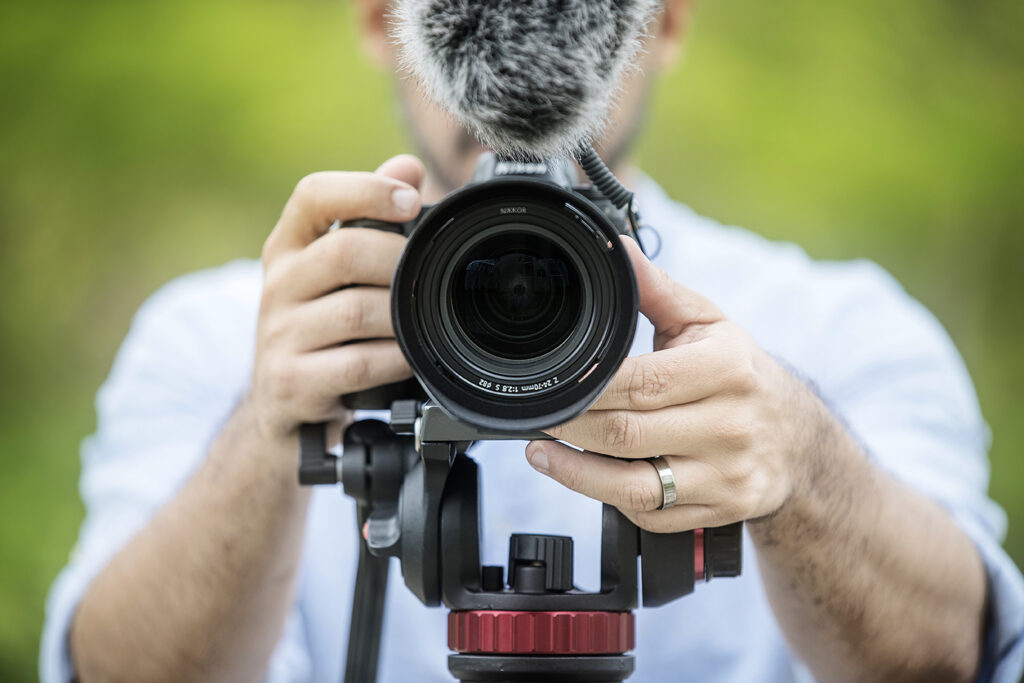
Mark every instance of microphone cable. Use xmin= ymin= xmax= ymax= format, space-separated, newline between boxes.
xmin=578 ymin=145 xmax=657 ymax=256
xmin=578 ymin=145 xmax=633 ymax=209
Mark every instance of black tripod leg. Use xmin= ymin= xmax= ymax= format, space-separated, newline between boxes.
xmin=344 ymin=533 xmax=390 ymax=683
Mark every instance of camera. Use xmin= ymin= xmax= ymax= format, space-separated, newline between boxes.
xmin=301 ymin=150 xmax=742 ymax=683
xmin=345 ymin=152 xmax=641 ymax=432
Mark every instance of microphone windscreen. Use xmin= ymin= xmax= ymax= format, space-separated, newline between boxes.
xmin=394 ymin=0 xmax=660 ymax=160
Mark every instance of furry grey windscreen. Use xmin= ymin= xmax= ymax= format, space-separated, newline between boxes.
xmin=395 ymin=0 xmax=660 ymax=160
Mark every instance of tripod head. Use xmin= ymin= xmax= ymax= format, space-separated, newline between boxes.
xmin=299 ymin=401 xmax=742 ymax=682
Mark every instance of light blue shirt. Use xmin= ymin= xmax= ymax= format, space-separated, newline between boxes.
xmin=41 ymin=178 xmax=1024 ymax=682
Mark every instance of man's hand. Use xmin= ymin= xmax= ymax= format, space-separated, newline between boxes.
xmin=526 ymin=238 xmax=987 ymax=682
xmin=525 ymin=237 xmax=822 ymax=532
xmin=71 ymin=156 xmax=428 ymax=683
xmin=251 ymin=155 xmax=425 ymax=444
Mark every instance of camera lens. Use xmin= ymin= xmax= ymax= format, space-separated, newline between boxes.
xmin=451 ymin=232 xmax=582 ymax=361
xmin=391 ymin=178 xmax=637 ymax=431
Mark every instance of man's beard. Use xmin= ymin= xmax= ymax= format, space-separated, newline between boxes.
xmin=398 ymin=95 xmax=483 ymax=194
xmin=397 ymin=82 xmax=653 ymax=195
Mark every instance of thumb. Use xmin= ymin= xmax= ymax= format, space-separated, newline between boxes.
xmin=375 ymin=154 xmax=426 ymax=191
xmin=621 ymin=237 xmax=723 ymax=341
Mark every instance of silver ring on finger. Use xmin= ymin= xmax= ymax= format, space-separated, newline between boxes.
xmin=646 ymin=456 xmax=677 ymax=510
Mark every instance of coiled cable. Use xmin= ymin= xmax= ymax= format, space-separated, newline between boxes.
xmin=578 ymin=145 xmax=633 ymax=209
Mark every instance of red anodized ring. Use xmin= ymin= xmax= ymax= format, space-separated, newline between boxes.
xmin=695 ymin=527 xmax=705 ymax=581
xmin=449 ymin=610 xmax=635 ymax=655
xmin=451 ymin=529 xmax=707 ymax=655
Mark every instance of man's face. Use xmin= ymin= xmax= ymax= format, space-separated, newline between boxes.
xmin=356 ymin=0 xmax=690 ymax=197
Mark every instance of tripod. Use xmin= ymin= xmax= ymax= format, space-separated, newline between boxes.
xmin=299 ymin=399 xmax=742 ymax=683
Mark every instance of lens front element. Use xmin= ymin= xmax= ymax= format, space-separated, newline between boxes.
xmin=451 ymin=232 xmax=582 ymax=361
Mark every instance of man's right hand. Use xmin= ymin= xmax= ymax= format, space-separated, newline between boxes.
xmin=70 ymin=157 xmax=427 ymax=683
xmin=251 ymin=155 xmax=425 ymax=443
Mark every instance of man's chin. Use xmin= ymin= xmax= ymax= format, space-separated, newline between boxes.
xmin=420 ymin=140 xmax=488 ymax=197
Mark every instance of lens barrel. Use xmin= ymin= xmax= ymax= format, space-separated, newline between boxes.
xmin=392 ymin=178 xmax=637 ymax=431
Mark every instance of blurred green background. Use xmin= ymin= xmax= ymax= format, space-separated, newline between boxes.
xmin=1 ymin=0 xmax=1022 ymax=678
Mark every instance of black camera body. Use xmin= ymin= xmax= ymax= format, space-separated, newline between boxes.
xmin=300 ymin=151 xmax=743 ymax=683
xmin=344 ymin=153 xmax=642 ymax=432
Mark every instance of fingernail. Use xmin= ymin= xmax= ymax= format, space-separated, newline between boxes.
xmin=527 ymin=444 xmax=549 ymax=473
xmin=392 ymin=187 xmax=419 ymax=214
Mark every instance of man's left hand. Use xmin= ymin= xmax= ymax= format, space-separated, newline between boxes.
xmin=526 ymin=238 xmax=826 ymax=533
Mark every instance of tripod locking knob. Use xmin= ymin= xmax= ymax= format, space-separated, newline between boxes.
xmin=507 ymin=534 xmax=574 ymax=594
xmin=704 ymin=522 xmax=743 ymax=579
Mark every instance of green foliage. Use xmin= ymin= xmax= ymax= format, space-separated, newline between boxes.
xmin=0 ymin=0 xmax=1021 ymax=679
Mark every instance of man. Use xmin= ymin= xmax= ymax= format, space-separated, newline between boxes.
xmin=41 ymin=0 xmax=1024 ymax=681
